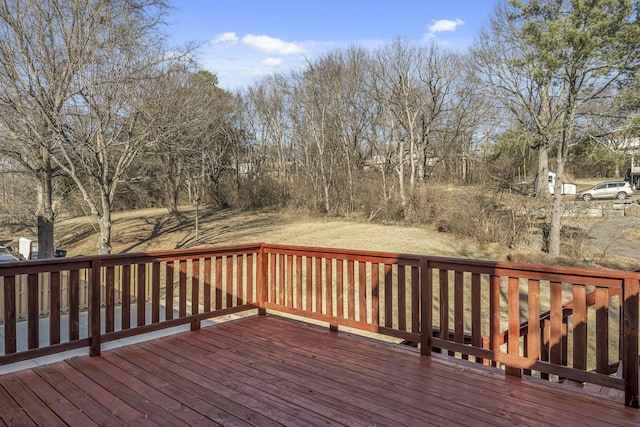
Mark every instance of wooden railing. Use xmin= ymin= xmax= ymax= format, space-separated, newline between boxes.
xmin=1 ymin=243 xmax=638 ymax=407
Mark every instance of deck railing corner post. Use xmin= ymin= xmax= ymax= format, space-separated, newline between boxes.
xmin=420 ymin=258 xmax=432 ymax=356
xmin=89 ymin=259 xmax=102 ymax=357
xmin=256 ymin=244 xmax=268 ymax=315
xmin=623 ymin=277 xmax=639 ymax=408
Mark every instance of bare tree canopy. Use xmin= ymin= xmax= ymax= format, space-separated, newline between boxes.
xmin=0 ymin=0 xmax=173 ymax=254
xmin=472 ymin=0 xmax=640 ymax=256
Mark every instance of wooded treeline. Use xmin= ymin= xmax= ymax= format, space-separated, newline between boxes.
xmin=1 ymin=0 xmax=639 ymax=257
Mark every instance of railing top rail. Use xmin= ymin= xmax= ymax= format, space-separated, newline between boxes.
xmin=0 ymin=243 xmax=263 ymax=275
xmin=261 ymin=243 xmax=423 ymax=265
xmin=2 ymin=242 xmax=638 ymax=286
xmin=426 ymin=254 xmax=640 ymax=284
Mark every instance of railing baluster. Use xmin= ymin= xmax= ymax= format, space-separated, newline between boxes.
xmin=163 ymin=262 xmax=172 ymax=322
xmin=278 ymin=254 xmax=285 ymax=306
xmin=454 ymin=271 xmax=464 ymax=359
xmin=471 ymin=273 xmax=482 ymax=364
xmin=527 ymin=280 xmax=541 ymax=365
xmin=384 ymin=264 xmax=392 ymax=328
xmin=489 ymin=274 xmax=500 ymax=368
xmin=203 ymin=257 xmax=212 ymax=312
xmin=347 ymin=259 xmax=355 ymax=321
xmin=69 ymin=270 xmax=80 ymax=341
xmin=226 ymin=255 xmax=234 ymax=308
xmin=372 ymin=263 xmax=380 ymax=327
xmin=336 ymin=259 xmax=344 ymax=318
xmin=315 ymin=257 xmax=322 ymax=314
xmin=3 ymin=275 xmax=17 ymax=354
xmin=295 ymin=255 xmax=302 ymax=309
xmin=596 ymin=287 xmax=609 ymax=374
xmin=27 ymin=273 xmax=38 ymax=350
xmin=439 ymin=269 xmax=449 ymax=354
xmin=398 ymin=265 xmax=406 ymax=331
xmin=50 ymin=272 xmax=61 ymax=345
xmin=411 ymin=266 xmax=419 ymax=335
xmin=326 ymin=258 xmax=333 ymax=317
xmin=507 ymin=276 xmax=520 ymax=377
xmin=105 ymin=266 xmax=115 ymax=333
xmin=550 ymin=281 xmax=563 ymax=368
xmin=358 ymin=261 xmax=366 ymax=323
xmin=623 ymin=277 xmax=639 ymax=408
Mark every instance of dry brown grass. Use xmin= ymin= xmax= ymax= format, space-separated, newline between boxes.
xmin=50 ymin=205 xmax=510 ymax=260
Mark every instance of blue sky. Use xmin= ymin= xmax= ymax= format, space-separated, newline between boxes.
xmin=166 ymin=1 xmax=498 ymax=90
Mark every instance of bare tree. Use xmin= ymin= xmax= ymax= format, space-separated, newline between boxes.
xmin=0 ymin=0 xmax=174 ymax=255
xmin=0 ymin=0 xmax=87 ymax=258
xmin=473 ymin=0 xmax=640 ymax=256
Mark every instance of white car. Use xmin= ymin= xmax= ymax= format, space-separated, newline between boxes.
xmin=0 ymin=245 xmax=18 ymax=262
xmin=577 ymin=181 xmax=634 ymax=201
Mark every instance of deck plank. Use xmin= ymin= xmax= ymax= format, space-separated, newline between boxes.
xmin=1 ymin=314 xmax=640 ymax=426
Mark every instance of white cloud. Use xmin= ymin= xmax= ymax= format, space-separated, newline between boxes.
xmin=263 ymin=57 xmax=282 ymax=66
xmin=427 ymin=19 xmax=464 ymax=36
xmin=212 ymin=32 xmax=239 ymax=44
xmin=242 ymin=34 xmax=306 ymax=54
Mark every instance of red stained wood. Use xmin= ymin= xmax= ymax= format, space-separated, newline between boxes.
xmin=179 ymin=260 xmax=187 ymax=317
xmin=371 ymin=263 xmax=380 ymax=326
xmin=454 ymin=271 xmax=465 ymax=359
xmin=315 ymin=257 xmax=322 ymax=314
xmin=215 ymin=256 xmax=223 ymax=310
xmin=295 ymin=255 xmax=303 ymax=309
xmin=69 ymin=269 xmax=80 ymax=340
xmin=398 ymin=264 xmax=406 ymax=331
xmin=347 ymin=259 xmax=355 ymax=320
xmin=152 ymin=261 xmax=161 ymax=322
xmin=3 ymin=275 xmax=16 ymax=354
xmin=203 ymin=257 xmax=212 ymax=312
xmin=336 ymin=259 xmax=344 ymax=318
xmin=278 ymin=253 xmax=285 ymax=306
xmin=411 ymin=266 xmax=419 ymax=334
xmin=3 ymin=315 xmax=639 ymax=426
xmin=439 ymin=269 xmax=449 ymax=348
xmin=27 ymin=274 xmax=38 ymax=349
xmin=384 ymin=263 xmax=392 ymax=328
xmin=106 ymin=266 xmax=115 ymax=333
xmin=305 ymin=256 xmax=312 ymax=312
xmin=137 ymin=263 xmax=147 ymax=326
xmin=358 ymin=261 xmax=366 ymax=323
xmin=471 ymin=273 xmax=482 ymax=363
xmin=507 ymin=276 xmax=520 ymax=376
xmin=527 ymin=279 xmax=541 ymax=363
xmin=550 ymin=281 xmax=563 ymax=366
xmin=49 ymin=272 xmax=61 ymax=345
xmin=164 ymin=262 xmax=173 ymax=321
xmin=236 ymin=254 xmax=244 ymax=306
xmin=596 ymin=287 xmax=610 ymax=373
xmin=572 ymin=284 xmax=587 ymax=371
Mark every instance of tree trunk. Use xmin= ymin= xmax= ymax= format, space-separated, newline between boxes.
xmin=96 ymin=199 xmax=113 ymax=255
xmin=548 ymin=161 xmax=564 ymax=256
xmin=36 ymin=151 xmax=55 ymax=259
xmin=396 ymin=138 xmax=407 ymax=216
xmin=97 ymin=213 xmax=112 ymax=255
xmin=535 ymin=143 xmax=550 ymax=197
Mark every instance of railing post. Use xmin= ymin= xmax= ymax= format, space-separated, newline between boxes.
xmin=89 ymin=259 xmax=102 ymax=357
xmin=420 ymin=258 xmax=432 ymax=356
xmin=623 ymin=277 xmax=639 ymax=408
xmin=256 ymin=245 xmax=268 ymax=315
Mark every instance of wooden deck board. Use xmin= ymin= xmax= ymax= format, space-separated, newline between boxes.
xmin=1 ymin=314 xmax=640 ymax=426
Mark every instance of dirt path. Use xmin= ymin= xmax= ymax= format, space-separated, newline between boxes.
xmin=587 ymin=217 xmax=640 ymax=259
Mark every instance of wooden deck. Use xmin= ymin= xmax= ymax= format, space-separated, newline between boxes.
xmin=1 ymin=315 xmax=639 ymax=427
